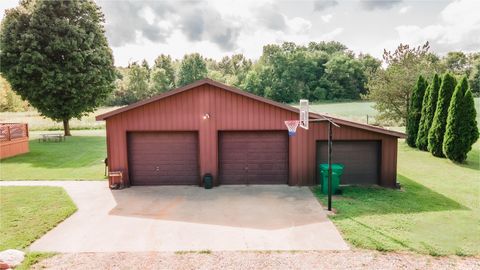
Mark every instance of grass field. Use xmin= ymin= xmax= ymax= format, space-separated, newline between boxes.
xmin=0 ymin=107 xmax=119 ymax=131
xmin=308 ymin=101 xmax=378 ymax=124
xmin=315 ymin=140 xmax=480 ymax=256
xmin=307 ymin=98 xmax=480 ymax=128
xmin=0 ymin=186 xmax=76 ymax=269
xmin=0 ymin=186 xmax=77 ymax=250
xmin=0 ymin=130 xmax=106 ymax=180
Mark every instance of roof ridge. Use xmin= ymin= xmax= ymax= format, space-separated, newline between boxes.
xmin=96 ymin=78 xmax=405 ymax=138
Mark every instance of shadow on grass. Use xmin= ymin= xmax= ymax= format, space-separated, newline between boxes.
xmin=399 ymin=141 xmax=479 ymax=172
xmin=313 ymin=174 xmax=468 ymax=218
xmin=459 ymin=146 xmax=480 ymax=171
xmin=1 ymin=136 xmax=106 ymax=169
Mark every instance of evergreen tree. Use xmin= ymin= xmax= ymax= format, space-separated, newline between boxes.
xmin=416 ymin=74 xmax=440 ymax=150
xmin=443 ymin=77 xmax=478 ymax=162
xmin=464 ymin=87 xmax=479 ymax=149
xmin=428 ymin=73 xmax=456 ymax=157
xmin=406 ymin=76 xmax=428 ymax=147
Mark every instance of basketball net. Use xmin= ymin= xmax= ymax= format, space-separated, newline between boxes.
xmin=284 ymin=120 xmax=300 ymax=136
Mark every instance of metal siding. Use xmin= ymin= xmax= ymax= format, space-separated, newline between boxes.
xmin=105 ymin=84 xmax=398 ymax=187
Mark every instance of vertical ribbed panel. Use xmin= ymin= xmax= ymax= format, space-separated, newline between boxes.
xmin=105 ymin=84 xmax=398 ymax=187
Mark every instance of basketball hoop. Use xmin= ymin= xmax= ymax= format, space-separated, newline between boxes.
xmin=285 ymin=120 xmax=300 ymax=136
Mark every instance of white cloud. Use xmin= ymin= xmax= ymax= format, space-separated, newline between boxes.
xmin=398 ymin=6 xmax=410 ymax=14
xmin=394 ymin=0 xmax=480 ymax=53
xmin=319 ymin=27 xmax=343 ymax=40
xmin=321 ymin=14 xmax=333 ymax=23
xmin=286 ymin=17 xmax=312 ymax=34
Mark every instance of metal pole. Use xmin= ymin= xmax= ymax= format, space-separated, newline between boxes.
xmin=328 ymin=121 xmax=332 ymax=211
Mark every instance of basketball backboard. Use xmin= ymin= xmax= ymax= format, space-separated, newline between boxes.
xmin=299 ymin=99 xmax=309 ymax=130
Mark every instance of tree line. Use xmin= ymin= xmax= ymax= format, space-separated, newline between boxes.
xmin=406 ymin=73 xmax=478 ymax=163
xmin=104 ymin=41 xmax=380 ymax=106
xmin=104 ymin=41 xmax=479 ymax=108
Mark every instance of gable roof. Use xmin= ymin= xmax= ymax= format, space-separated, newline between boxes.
xmin=96 ymin=78 xmax=405 ymax=138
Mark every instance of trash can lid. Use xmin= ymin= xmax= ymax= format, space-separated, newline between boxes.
xmin=319 ymin=163 xmax=344 ymax=171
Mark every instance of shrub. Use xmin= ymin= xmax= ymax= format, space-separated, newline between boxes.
xmin=406 ymin=76 xmax=427 ymax=147
xmin=464 ymin=87 xmax=479 ymax=148
xmin=443 ymin=77 xmax=479 ymax=162
xmin=428 ymin=73 xmax=456 ymax=157
xmin=416 ymin=74 xmax=440 ymax=150
xmin=443 ymin=77 xmax=468 ymax=162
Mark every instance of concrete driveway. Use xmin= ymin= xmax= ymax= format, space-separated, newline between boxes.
xmin=0 ymin=181 xmax=348 ymax=252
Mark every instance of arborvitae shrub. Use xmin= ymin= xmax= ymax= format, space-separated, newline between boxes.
xmin=428 ymin=73 xmax=456 ymax=157
xmin=416 ymin=74 xmax=440 ymax=151
xmin=406 ymin=76 xmax=427 ymax=147
xmin=464 ymin=87 xmax=479 ymax=153
xmin=443 ymin=77 xmax=468 ymax=162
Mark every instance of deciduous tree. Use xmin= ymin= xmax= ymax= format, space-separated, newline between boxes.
xmin=0 ymin=0 xmax=115 ymax=135
xmin=125 ymin=62 xmax=150 ymax=103
xmin=153 ymin=54 xmax=176 ymax=88
xmin=177 ymin=53 xmax=208 ymax=86
xmin=367 ymin=42 xmax=437 ymax=125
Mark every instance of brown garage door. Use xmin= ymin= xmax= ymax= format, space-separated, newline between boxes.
xmin=219 ymin=131 xmax=288 ymax=185
xmin=127 ymin=132 xmax=199 ymax=185
xmin=317 ymin=141 xmax=380 ymax=185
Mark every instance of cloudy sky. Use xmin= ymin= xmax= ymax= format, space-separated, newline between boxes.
xmin=1 ymin=0 xmax=479 ymax=66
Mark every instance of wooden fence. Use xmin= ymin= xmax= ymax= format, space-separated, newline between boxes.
xmin=0 ymin=123 xmax=29 ymax=159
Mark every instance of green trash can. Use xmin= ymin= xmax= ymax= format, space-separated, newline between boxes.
xmin=319 ymin=164 xmax=344 ymax=195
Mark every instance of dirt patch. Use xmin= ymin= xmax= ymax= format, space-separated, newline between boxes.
xmin=32 ymin=250 xmax=479 ymax=270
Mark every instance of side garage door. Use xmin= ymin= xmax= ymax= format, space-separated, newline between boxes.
xmin=317 ymin=141 xmax=380 ymax=185
xmin=219 ymin=131 xmax=288 ymax=185
xmin=127 ymin=132 xmax=199 ymax=185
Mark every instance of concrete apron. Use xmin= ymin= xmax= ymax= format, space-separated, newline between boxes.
xmin=0 ymin=181 xmax=349 ymax=252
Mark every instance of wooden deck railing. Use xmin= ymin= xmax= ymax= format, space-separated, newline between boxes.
xmin=0 ymin=123 xmax=29 ymax=143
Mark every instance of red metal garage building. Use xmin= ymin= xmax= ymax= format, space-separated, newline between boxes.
xmin=96 ymin=79 xmax=405 ymax=188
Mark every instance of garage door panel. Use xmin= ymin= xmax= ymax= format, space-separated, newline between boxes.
xmin=128 ymin=132 xmax=199 ymax=185
xmin=219 ymin=131 xmax=288 ymax=185
xmin=317 ymin=141 xmax=380 ymax=185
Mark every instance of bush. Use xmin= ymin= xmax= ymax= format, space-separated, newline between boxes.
xmin=416 ymin=74 xmax=440 ymax=150
xmin=443 ymin=77 xmax=479 ymax=162
xmin=443 ymin=77 xmax=468 ymax=162
xmin=428 ymin=73 xmax=456 ymax=157
xmin=406 ymin=76 xmax=427 ymax=147
xmin=464 ymin=87 xmax=479 ymax=149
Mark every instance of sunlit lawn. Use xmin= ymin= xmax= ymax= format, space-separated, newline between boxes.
xmin=0 ymin=186 xmax=77 ymax=250
xmin=0 ymin=130 xmax=106 ymax=180
xmin=315 ymin=140 xmax=480 ymax=256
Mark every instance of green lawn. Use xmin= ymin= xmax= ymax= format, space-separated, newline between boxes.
xmin=309 ymin=101 xmax=377 ymax=124
xmin=307 ymin=97 xmax=479 ymax=127
xmin=315 ymin=140 xmax=480 ymax=256
xmin=0 ymin=107 xmax=119 ymax=131
xmin=0 ymin=130 xmax=107 ymax=180
xmin=0 ymin=186 xmax=77 ymax=250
